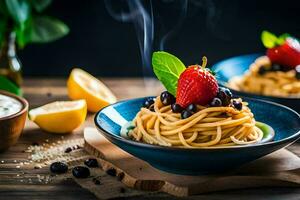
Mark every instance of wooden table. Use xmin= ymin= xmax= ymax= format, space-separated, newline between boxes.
xmin=0 ymin=78 xmax=299 ymax=200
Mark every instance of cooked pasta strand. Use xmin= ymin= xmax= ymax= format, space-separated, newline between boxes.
xmin=128 ymin=96 xmax=263 ymax=148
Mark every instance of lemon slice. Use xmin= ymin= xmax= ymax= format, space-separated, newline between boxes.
xmin=67 ymin=68 xmax=117 ymax=112
xmin=29 ymin=100 xmax=87 ymax=134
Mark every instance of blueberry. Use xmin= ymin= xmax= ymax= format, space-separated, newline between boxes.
xmin=186 ymin=104 xmax=197 ymax=113
xmin=216 ymin=87 xmax=232 ymax=106
xmin=210 ymin=98 xmax=222 ymax=107
xmin=258 ymin=66 xmax=267 ymax=75
xmin=223 ymin=88 xmax=233 ymax=98
xmin=93 ymin=178 xmax=101 ymax=185
xmin=84 ymin=158 xmax=99 ymax=168
xmin=181 ymin=110 xmax=193 ymax=119
xmin=143 ymin=98 xmax=154 ymax=108
xmin=160 ymin=91 xmax=176 ymax=106
xmin=72 ymin=166 xmax=90 ymax=178
xmin=271 ymin=64 xmax=282 ymax=71
xmin=64 ymin=147 xmax=72 ymax=153
xmin=117 ymin=172 xmax=125 ymax=181
xmin=232 ymin=100 xmax=243 ymax=110
xmin=295 ymin=65 xmax=300 ymax=80
xmin=171 ymin=103 xmax=183 ymax=113
xmin=50 ymin=162 xmax=68 ymax=174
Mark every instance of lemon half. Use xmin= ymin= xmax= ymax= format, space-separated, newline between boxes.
xmin=67 ymin=68 xmax=117 ymax=112
xmin=29 ymin=99 xmax=87 ymax=134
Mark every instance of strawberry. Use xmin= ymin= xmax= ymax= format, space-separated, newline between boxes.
xmin=261 ymin=31 xmax=300 ymax=69
xmin=267 ymin=38 xmax=300 ymax=69
xmin=176 ymin=63 xmax=218 ymax=108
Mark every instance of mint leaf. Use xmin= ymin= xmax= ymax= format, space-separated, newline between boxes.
xmin=261 ymin=30 xmax=278 ymax=48
xmin=277 ymin=33 xmax=290 ymax=45
xmin=152 ymin=51 xmax=186 ymax=96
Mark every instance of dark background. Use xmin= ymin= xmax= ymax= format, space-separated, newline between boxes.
xmin=20 ymin=0 xmax=300 ymax=77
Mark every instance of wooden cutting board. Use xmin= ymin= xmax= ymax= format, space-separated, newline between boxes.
xmin=84 ymin=127 xmax=300 ymax=197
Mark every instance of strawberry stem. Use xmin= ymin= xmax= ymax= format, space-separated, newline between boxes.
xmin=201 ymin=56 xmax=207 ymax=68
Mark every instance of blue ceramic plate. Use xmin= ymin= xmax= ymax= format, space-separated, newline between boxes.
xmin=211 ymin=53 xmax=300 ymax=113
xmin=94 ymin=97 xmax=300 ymax=175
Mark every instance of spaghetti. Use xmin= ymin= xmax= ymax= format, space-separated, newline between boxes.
xmin=127 ymin=96 xmax=263 ymax=148
xmin=228 ymin=56 xmax=300 ymax=97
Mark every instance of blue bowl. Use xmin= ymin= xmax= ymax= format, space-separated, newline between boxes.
xmin=211 ymin=53 xmax=300 ymax=113
xmin=94 ymin=97 xmax=300 ymax=175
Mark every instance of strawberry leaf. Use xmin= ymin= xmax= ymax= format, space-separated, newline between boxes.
xmin=152 ymin=51 xmax=186 ymax=96
xmin=261 ymin=30 xmax=278 ymax=48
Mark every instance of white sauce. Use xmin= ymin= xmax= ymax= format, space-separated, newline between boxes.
xmin=0 ymin=94 xmax=22 ymax=118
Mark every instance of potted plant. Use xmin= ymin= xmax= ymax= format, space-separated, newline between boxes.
xmin=0 ymin=0 xmax=69 ymax=95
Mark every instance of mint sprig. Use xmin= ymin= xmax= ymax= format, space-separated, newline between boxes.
xmin=261 ymin=30 xmax=290 ymax=48
xmin=152 ymin=51 xmax=186 ymax=96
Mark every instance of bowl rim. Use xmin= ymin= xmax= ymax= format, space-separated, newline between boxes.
xmin=0 ymin=90 xmax=29 ymax=121
xmin=94 ymin=96 xmax=300 ymax=152
xmin=211 ymin=53 xmax=300 ymax=100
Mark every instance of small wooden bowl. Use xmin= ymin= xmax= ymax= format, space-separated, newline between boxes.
xmin=0 ymin=90 xmax=28 ymax=152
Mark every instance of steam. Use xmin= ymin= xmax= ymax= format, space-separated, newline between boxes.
xmin=104 ymin=0 xmax=154 ymax=76
xmin=190 ymin=0 xmax=223 ymax=39
xmin=159 ymin=0 xmax=188 ymax=50
xmin=104 ymin=0 xmax=221 ymax=78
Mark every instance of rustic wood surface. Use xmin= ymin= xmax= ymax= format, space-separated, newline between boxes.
xmin=0 ymin=78 xmax=299 ymax=200
xmin=84 ymin=127 xmax=300 ymax=197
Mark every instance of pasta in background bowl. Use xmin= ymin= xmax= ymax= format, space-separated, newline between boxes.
xmin=212 ymin=53 xmax=300 ymax=113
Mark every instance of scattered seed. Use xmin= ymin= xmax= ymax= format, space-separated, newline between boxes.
xmin=84 ymin=158 xmax=99 ymax=168
xmin=92 ymin=178 xmax=101 ymax=185
xmin=46 ymin=92 xmax=52 ymax=97
xmin=34 ymin=165 xmax=41 ymax=169
xmin=64 ymin=147 xmax=72 ymax=153
xmin=106 ymin=168 xmax=117 ymax=176
xmin=120 ymin=187 xmax=126 ymax=193
xmin=117 ymin=172 xmax=125 ymax=181
xmin=32 ymin=142 xmax=39 ymax=146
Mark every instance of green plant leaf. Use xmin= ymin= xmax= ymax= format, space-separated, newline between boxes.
xmin=152 ymin=51 xmax=186 ymax=96
xmin=0 ymin=18 xmax=6 ymax=47
xmin=5 ymin=0 xmax=30 ymax=25
xmin=28 ymin=16 xmax=69 ymax=43
xmin=14 ymin=16 xmax=33 ymax=48
xmin=30 ymin=0 xmax=52 ymax=12
xmin=0 ymin=0 xmax=9 ymax=16
xmin=15 ymin=24 xmax=27 ymax=48
xmin=261 ymin=30 xmax=278 ymax=48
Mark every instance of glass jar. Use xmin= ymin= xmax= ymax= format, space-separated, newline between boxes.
xmin=0 ymin=31 xmax=22 ymax=96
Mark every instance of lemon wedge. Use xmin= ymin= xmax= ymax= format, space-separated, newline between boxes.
xmin=67 ymin=68 xmax=117 ymax=112
xmin=29 ymin=99 xmax=87 ymax=134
